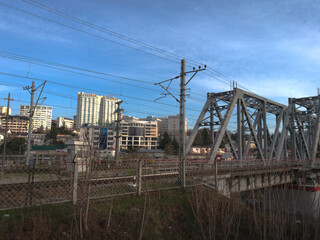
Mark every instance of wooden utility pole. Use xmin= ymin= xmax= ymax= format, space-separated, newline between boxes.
xmin=1 ymin=93 xmax=13 ymax=177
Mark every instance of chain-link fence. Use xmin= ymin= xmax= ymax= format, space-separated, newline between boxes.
xmin=0 ymin=156 xmax=315 ymax=210
xmin=0 ymin=160 xmax=72 ymax=210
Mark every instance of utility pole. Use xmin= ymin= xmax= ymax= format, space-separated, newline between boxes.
xmin=115 ymin=100 xmax=123 ymax=161
xmin=179 ymin=59 xmax=186 ymax=187
xmin=26 ymin=82 xmax=35 ymax=166
xmin=1 ymin=93 xmax=14 ymax=178
xmin=155 ymin=59 xmax=206 ymax=187
xmin=24 ymin=81 xmax=46 ymax=166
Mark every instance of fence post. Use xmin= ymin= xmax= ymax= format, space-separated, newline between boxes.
xmin=215 ymin=160 xmax=218 ymax=191
xmin=137 ymin=160 xmax=142 ymax=196
xmin=72 ymin=161 xmax=78 ymax=205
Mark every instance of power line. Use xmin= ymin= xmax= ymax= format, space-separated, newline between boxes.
xmin=23 ymin=1 xmax=183 ymax=61
xmin=0 ymin=51 xmax=153 ymax=85
xmin=0 ymin=2 xmax=255 ymax=95
xmin=21 ymin=0 xmax=256 ymax=94
xmin=0 ymin=73 xmax=202 ymax=112
xmin=0 ymin=2 xmax=180 ymax=64
xmin=0 ymin=51 xmax=206 ymax=101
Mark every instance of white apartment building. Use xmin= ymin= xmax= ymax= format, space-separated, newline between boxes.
xmin=120 ymin=116 xmax=158 ymax=150
xmin=57 ymin=117 xmax=74 ymax=129
xmin=76 ymin=92 xmax=119 ymax=129
xmin=19 ymin=105 xmax=52 ymax=131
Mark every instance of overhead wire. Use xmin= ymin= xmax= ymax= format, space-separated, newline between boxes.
xmin=19 ymin=0 xmax=253 ymax=94
xmin=0 ymin=2 xmax=180 ymax=64
xmin=0 ymin=2 xmax=255 ymax=95
xmin=0 ymin=73 xmax=202 ymax=113
xmin=0 ymin=51 xmax=207 ymax=102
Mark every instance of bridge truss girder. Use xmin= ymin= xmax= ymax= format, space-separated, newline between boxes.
xmin=186 ymin=88 xmax=287 ymax=161
xmin=275 ymin=95 xmax=320 ymax=162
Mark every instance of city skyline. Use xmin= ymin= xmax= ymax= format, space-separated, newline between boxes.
xmin=0 ymin=0 xmax=319 ymax=129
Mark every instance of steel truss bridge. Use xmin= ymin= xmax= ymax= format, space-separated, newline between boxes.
xmin=186 ymin=88 xmax=320 ymax=163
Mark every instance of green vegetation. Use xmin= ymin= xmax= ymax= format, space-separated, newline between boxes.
xmin=158 ymin=132 xmax=179 ymax=155
xmin=0 ymin=137 xmax=26 ymax=155
xmin=45 ymin=122 xmax=72 ymax=146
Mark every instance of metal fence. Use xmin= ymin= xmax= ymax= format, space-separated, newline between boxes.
xmin=0 ymin=157 xmax=318 ymax=210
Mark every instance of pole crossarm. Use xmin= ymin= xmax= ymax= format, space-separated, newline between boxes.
xmin=154 ymin=65 xmax=206 ymax=103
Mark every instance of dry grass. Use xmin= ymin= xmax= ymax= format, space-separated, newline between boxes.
xmin=1 ymin=186 xmax=319 ymax=240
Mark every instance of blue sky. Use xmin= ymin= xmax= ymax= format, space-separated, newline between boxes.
xmin=0 ymin=0 xmax=319 ymax=128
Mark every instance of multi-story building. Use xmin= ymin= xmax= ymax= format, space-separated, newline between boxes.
xmin=76 ymin=92 xmax=119 ymax=129
xmin=80 ymin=125 xmax=116 ymax=150
xmin=167 ymin=114 xmax=188 ymax=139
xmin=0 ymin=115 xmax=29 ymax=134
xmin=0 ymin=106 xmax=11 ymax=115
xmin=120 ymin=116 xmax=158 ymax=150
xmin=57 ymin=117 xmax=74 ymax=129
xmin=20 ymin=105 xmax=52 ymax=131
xmin=157 ymin=117 xmax=169 ymax=134
xmin=150 ymin=115 xmax=187 ymax=137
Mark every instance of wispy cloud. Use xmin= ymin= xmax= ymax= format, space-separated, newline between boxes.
xmin=0 ymin=10 xmax=74 ymax=44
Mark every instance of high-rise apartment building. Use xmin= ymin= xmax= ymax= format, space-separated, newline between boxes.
xmin=76 ymin=92 xmax=119 ymax=129
xmin=19 ymin=105 xmax=52 ymax=131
